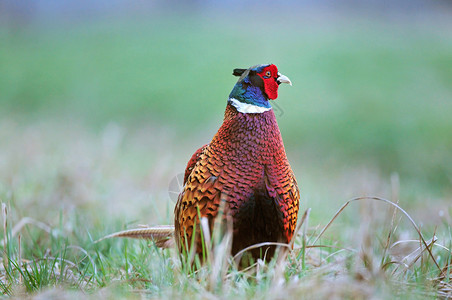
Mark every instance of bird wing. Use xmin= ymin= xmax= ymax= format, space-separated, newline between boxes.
xmin=175 ymin=146 xmax=226 ymax=250
xmin=175 ymin=145 xmax=300 ymax=251
xmin=183 ymin=144 xmax=209 ymax=185
xmin=263 ymin=160 xmax=300 ymax=243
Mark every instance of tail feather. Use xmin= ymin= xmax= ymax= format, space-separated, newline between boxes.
xmin=96 ymin=225 xmax=175 ymax=248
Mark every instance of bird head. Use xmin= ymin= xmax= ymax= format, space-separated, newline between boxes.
xmin=228 ymin=64 xmax=292 ymax=112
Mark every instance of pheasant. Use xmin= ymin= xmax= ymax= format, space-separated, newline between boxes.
xmin=175 ymin=64 xmax=300 ymax=259
xmin=100 ymin=64 xmax=300 ymax=261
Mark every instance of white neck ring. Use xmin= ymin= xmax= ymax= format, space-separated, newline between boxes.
xmin=229 ymin=98 xmax=272 ymax=114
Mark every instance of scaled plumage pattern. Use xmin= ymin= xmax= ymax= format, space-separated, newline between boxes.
xmin=174 ymin=64 xmax=300 ymax=259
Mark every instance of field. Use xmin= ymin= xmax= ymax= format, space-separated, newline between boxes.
xmin=0 ymin=10 xmax=451 ymax=298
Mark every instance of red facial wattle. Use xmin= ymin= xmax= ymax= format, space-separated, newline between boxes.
xmin=257 ymin=64 xmax=280 ymax=100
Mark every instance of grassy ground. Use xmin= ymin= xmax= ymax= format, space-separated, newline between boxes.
xmin=0 ymin=11 xmax=451 ymax=298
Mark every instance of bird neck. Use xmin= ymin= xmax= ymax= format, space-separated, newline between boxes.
xmin=228 ymin=98 xmax=272 ymax=114
xmin=228 ymin=80 xmax=271 ymax=112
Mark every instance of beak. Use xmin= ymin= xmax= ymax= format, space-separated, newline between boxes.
xmin=277 ymin=72 xmax=292 ymax=86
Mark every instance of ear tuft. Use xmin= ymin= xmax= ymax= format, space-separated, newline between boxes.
xmin=233 ymin=68 xmax=246 ymax=76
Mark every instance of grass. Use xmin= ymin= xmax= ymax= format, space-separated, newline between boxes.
xmin=0 ymin=10 xmax=451 ymax=298
xmin=1 ymin=195 xmax=451 ymax=298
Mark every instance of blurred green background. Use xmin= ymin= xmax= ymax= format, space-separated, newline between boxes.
xmin=1 ymin=3 xmax=451 ymax=227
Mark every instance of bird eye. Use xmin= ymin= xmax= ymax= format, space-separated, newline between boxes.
xmin=265 ymin=71 xmax=271 ymax=77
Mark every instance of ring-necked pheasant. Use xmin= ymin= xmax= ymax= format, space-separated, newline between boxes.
xmin=100 ymin=64 xmax=300 ymax=260
xmin=175 ymin=64 xmax=299 ymax=258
